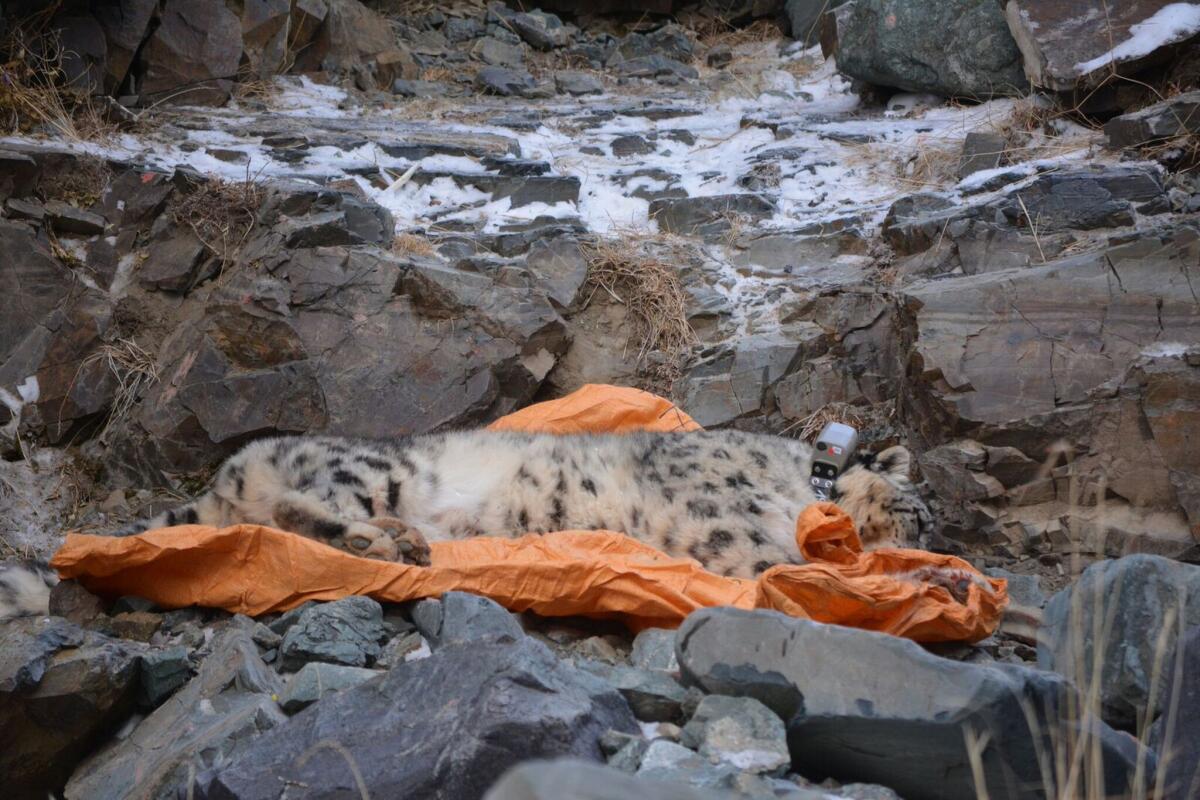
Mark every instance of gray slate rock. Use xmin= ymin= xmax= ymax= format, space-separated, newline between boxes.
xmin=0 ymin=617 xmax=142 ymax=799
xmin=411 ymin=591 xmax=524 ymax=649
xmin=277 ymin=662 xmax=382 ymax=713
xmin=650 ymin=194 xmax=775 ymax=237
xmin=473 ymin=36 xmax=525 ymax=67
xmin=1039 ymin=555 xmax=1200 ymax=729
xmin=677 ymin=607 xmax=1147 ymax=800
xmin=578 ymin=659 xmax=688 ymax=722
xmin=279 ymin=595 xmax=386 ymax=670
xmin=137 ymin=645 xmax=192 ymax=708
xmin=636 ymin=740 xmax=801 ymax=796
xmin=957 ymin=132 xmax=1006 ymax=179
xmin=632 ymin=627 xmax=680 ymax=672
xmin=510 ymin=10 xmax=571 ymax=51
xmin=1150 ymin=625 xmax=1200 ymax=800
xmin=197 ymin=638 xmax=638 ymax=799
xmin=44 ymin=200 xmax=107 ymax=235
xmin=485 ymin=758 xmax=738 ymax=800
xmin=65 ymin=626 xmax=285 ymax=800
xmin=833 ymin=0 xmax=1027 ymax=98
xmin=556 ymin=70 xmax=604 ymax=95
xmin=680 ymin=695 xmax=790 ymax=776
xmin=477 ymin=66 xmax=539 ymax=97
xmin=1105 ymin=90 xmax=1200 ymax=149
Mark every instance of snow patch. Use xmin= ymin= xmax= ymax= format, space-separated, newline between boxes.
xmin=1143 ymin=341 xmax=1193 ymax=358
xmin=1075 ymin=4 xmax=1200 ymax=75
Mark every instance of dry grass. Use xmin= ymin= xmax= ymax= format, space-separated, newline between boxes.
xmin=392 ymin=232 xmax=436 ymax=257
xmin=783 ymin=402 xmax=867 ymax=441
xmin=75 ymin=339 xmax=159 ymax=445
xmin=0 ymin=17 xmax=115 ymax=142
xmin=581 ymin=236 xmax=697 ymax=388
xmin=170 ymin=171 xmax=264 ymax=270
xmin=38 ymin=154 xmax=112 ymax=208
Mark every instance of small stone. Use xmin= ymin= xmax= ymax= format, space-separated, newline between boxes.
xmin=44 ymin=200 xmax=106 ymax=235
xmin=476 ymin=66 xmax=538 ymax=97
xmin=411 ymin=591 xmax=523 ymax=650
xmin=609 ymin=738 xmax=650 ymax=773
xmin=277 ymin=662 xmax=382 ymax=713
xmin=111 ymin=596 xmax=158 ymax=614
xmin=631 ymin=628 xmax=679 ymax=672
xmin=554 ymin=70 xmax=603 ymax=96
xmin=138 ymin=646 xmax=192 ymax=708
xmin=706 ymin=45 xmax=732 ymax=68
xmin=957 ymin=132 xmax=1006 ymax=179
xmin=680 ymin=695 xmax=790 ymax=775
xmin=279 ymin=596 xmax=386 ymax=671
xmin=6 ymin=197 xmax=45 ymax=222
xmin=472 ymin=37 xmax=525 ymax=67
xmin=251 ymin=622 xmax=282 ymax=650
xmin=111 ymin=611 xmax=163 ymax=642
xmin=376 ymin=630 xmax=425 ymax=668
xmin=48 ymin=579 xmax=106 ymax=625
xmin=576 ymin=635 xmax=621 ymax=663
xmin=611 ymin=134 xmax=655 ymax=157
xmin=578 ymin=660 xmax=688 ymax=722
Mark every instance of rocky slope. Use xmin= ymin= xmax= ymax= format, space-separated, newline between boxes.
xmin=1 ymin=1 xmax=1199 ymax=798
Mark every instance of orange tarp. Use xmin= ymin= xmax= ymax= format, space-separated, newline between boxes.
xmin=51 ymin=384 xmax=1006 ymax=642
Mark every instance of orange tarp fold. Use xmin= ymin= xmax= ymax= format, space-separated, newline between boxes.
xmin=50 ymin=384 xmax=1006 ymax=642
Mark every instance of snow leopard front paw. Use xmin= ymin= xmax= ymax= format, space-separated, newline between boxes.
xmin=341 ymin=521 xmax=402 ymax=561
xmin=365 ymin=517 xmax=433 ymax=567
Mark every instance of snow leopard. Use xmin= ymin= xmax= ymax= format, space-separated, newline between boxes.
xmin=0 ymin=429 xmax=934 ymax=620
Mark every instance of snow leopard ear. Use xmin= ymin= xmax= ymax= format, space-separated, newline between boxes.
xmin=870 ymin=446 xmax=911 ymax=479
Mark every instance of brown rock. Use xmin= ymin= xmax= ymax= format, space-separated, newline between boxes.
xmin=139 ymin=0 xmax=243 ymax=105
xmin=48 ymin=580 xmax=107 ymax=626
xmin=293 ymin=0 xmax=419 ymax=89
xmin=94 ymin=0 xmax=157 ymax=94
xmin=235 ymin=0 xmax=292 ymax=78
xmin=111 ymin=611 xmax=164 ymax=642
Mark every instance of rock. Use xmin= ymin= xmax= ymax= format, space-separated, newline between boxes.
xmin=786 ymin=0 xmax=848 ymax=46
xmin=0 ymin=617 xmax=142 ymax=799
xmin=64 ymin=627 xmax=285 ymax=800
xmin=900 ymin=223 xmax=1200 ymax=531
xmin=197 ymin=638 xmax=638 ymax=799
xmin=631 ymin=628 xmax=680 ymax=672
xmin=477 ymin=66 xmax=539 ymax=97
xmin=0 ymin=150 xmax=39 ymax=200
xmin=1039 ymin=555 xmax=1200 ymax=730
xmin=110 ymin=610 xmax=162 ymax=642
xmin=393 ymin=78 xmax=454 ymax=97
xmin=139 ymin=0 xmax=243 ymax=106
xmin=555 ymin=70 xmax=604 ymax=95
xmin=578 ymin=660 xmax=688 ymax=722
xmin=984 ymin=568 xmax=1044 ymax=609
xmin=48 ymin=579 xmax=106 ymax=625
xmin=650 ymin=194 xmax=775 ymax=237
xmin=957 ymin=132 xmax=1006 ymax=179
xmin=445 ymin=16 xmax=486 ymax=43
xmin=677 ymin=608 xmax=1146 ymax=799
xmin=1006 ymin=1 xmax=1200 ymax=92
xmin=1151 ymin=625 xmax=1200 ymax=800
xmin=289 ymin=0 xmax=329 ymax=53
xmin=1105 ymin=90 xmax=1200 ymax=148
xmin=524 ymin=236 xmax=589 ymax=311
xmin=916 ymin=441 xmax=1004 ymax=505
xmin=137 ymin=646 xmax=192 ymax=708
xmin=680 ymin=695 xmax=790 ymax=775
xmin=611 ymin=55 xmax=699 ymax=82
xmin=293 ymin=0 xmax=419 ymax=88
xmin=55 ymin=13 xmax=108 ymax=95
xmin=411 ymin=591 xmax=524 ymax=649
xmin=705 ymin=44 xmax=732 ymax=69
xmin=235 ymin=0 xmax=291 ymax=79
xmin=137 ymin=230 xmax=209 ymax=292
xmin=991 ymin=166 xmax=1167 ymax=232
xmin=279 ymin=596 xmax=386 ymax=670
xmin=277 ymin=662 xmax=382 ymax=713
xmin=473 ymin=36 xmax=526 ymax=67
xmin=832 ymin=0 xmax=1027 ymax=98
xmin=484 ymin=758 xmax=736 ymax=800
xmin=613 ymin=24 xmax=694 ymax=64
xmin=93 ymin=0 xmax=157 ymax=94
xmin=510 ymin=11 xmax=571 ymax=51
xmin=635 ymin=739 xmax=781 ymax=794
xmin=43 ymin=200 xmax=106 ymax=235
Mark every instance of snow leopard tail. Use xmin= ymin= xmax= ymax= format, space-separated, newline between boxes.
xmin=0 ymin=559 xmax=59 ymax=621
xmin=0 ymin=495 xmax=222 ymax=622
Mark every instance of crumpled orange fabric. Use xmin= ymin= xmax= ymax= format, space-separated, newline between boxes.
xmin=51 ymin=384 xmax=1006 ymax=642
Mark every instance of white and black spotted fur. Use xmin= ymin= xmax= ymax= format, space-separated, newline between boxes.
xmin=1 ymin=429 xmax=933 ymax=620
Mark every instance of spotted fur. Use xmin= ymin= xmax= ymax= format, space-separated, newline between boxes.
xmin=2 ymin=430 xmax=934 ymax=619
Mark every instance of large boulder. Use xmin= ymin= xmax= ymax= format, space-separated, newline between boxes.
xmin=1151 ymin=625 xmax=1200 ymax=800
xmin=677 ymin=607 xmax=1147 ymax=800
xmin=65 ymin=626 xmax=286 ymax=800
xmin=138 ymin=0 xmax=244 ymax=106
xmin=94 ymin=0 xmax=157 ymax=94
xmin=0 ymin=618 xmax=142 ymax=800
xmin=292 ymin=0 xmax=419 ymax=89
xmin=831 ymin=0 xmax=1028 ymax=98
xmin=1039 ymin=555 xmax=1200 ymax=730
xmin=1005 ymin=1 xmax=1200 ymax=92
xmin=899 ymin=222 xmax=1200 ymax=537
xmin=195 ymin=638 xmax=638 ymax=799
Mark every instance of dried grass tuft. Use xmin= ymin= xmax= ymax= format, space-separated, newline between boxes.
xmin=581 ymin=237 xmax=696 ymax=387
xmin=784 ymin=402 xmax=866 ymax=441
xmin=0 ymin=16 xmax=116 ymax=142
xmin=171 ymin=171 xmax=264 ymax=270
xmin=392 ymin=232 xmax=435 ymax=257
xmin=77 ymin=339 xmax=159 ymax=444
